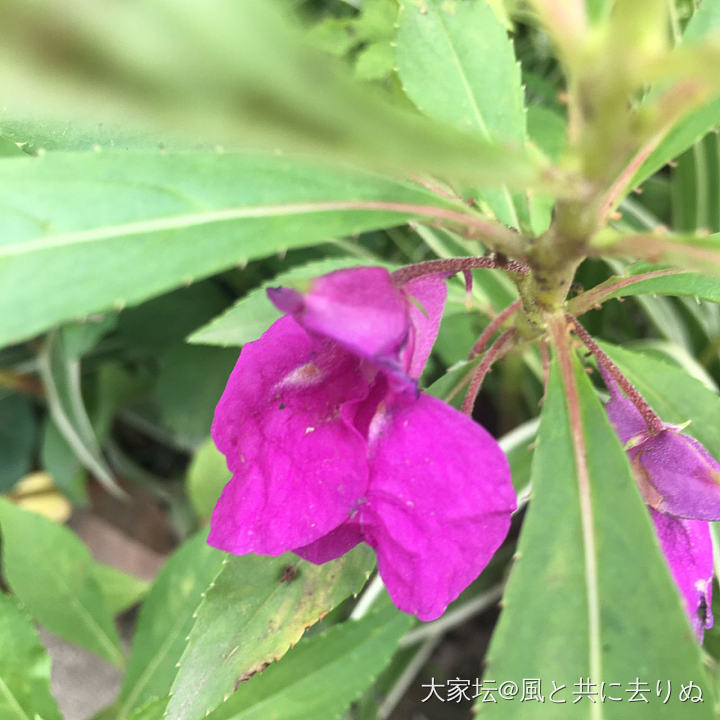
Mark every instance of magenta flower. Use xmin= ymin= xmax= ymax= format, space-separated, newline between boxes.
xmin=600 ymin=366 xmax=717 ymax=639
xmin=208 ymin=266 xmax=516 ymax=620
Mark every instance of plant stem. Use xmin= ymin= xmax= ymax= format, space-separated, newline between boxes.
xmin=392 ymin=256 xmax=529 ymax=285
xmin=461 ymin=329 xmax=517 ymax=415
xmin=468 ymin=299 xmax=522 ymax=359
xmin=566 ymin=314 xmax=665 ymax=434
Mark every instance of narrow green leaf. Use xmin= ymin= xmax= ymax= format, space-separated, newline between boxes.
xmin=599 ymin=340 xmax=720 ymax=460
xmin=0 ymin=593 xmax=62 ymax=720
xmin=632 ymin=0 xmax=720 ymax=188
xmin=0 ymin=393 xmax=36 ymax=492
xmin=0 ymin=150 xmax=464 ymax=347
xmin=125 ymin=697 xmax=169 ymax=720
xmin=93 ymin=563 xmax=150 ymax=617
xmin=115 ymin=533 xmax=227 ymax=719
xmin=0 ymin=499 xmax=124 ymax=667
xmin=479 ymin=352 xmax=713 ymax=717
xmin=205 ymin=605 xmax=412 ymax=720
xmin=604 ymin=271 xmax=720 ymax=303
xmin=396 ymin=0 xmax=528 ymax=228
xmin=0 ymin=0 xmax=537 ymax=198
xmin=166 ymin=546 xmax=375 ymax=720
xmin=186 ymin=439 xmax=231 ymax=521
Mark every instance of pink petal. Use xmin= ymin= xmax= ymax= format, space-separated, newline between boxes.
xmin=634 ymin=431 xmax=720 ymax=521
xmin=603 ymin=388 xmax=648 ymax=445
xmin=650 ymin=509 xmax=713 ymax=640
xmin=208 ymin=316 xmax=370 ymax=556
xmin=268 ymin=267 xmax=409 ymax=364
xmin=401 ymin=274 xmax=448 ymax=379
xmin=361 ymin=394 xmax=515 ymax=620
xmin=294 ymin=521 xmax=365 ymax=564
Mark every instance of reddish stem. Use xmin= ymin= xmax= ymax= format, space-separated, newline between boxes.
xmin=468 ymin=299 xmax=522 ymax=359
xmin=392 ymin=256 xmax=530 ymax=285
xmin=566 ymin=314 xmax=664 ymax=435
xmin=461 ymin=329 xmax=517 ymax=415
xmin=462 ymin=269 xmax=473 ymax=308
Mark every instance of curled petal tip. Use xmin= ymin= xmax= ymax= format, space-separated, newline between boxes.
xmin=267 ymin=286 xmax=304 ymax=314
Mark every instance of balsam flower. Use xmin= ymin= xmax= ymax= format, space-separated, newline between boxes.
xmin=209 ymin=266 xmax=516 ymax=620
xmin=600 ymin=366 xmax=718 ymax=638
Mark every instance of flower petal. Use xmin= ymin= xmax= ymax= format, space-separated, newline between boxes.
xmin=361 ymin=394 xmax=515 ymax=620
xmin=635 ymin=431 xmax=720 ymax=521
xmin=208 ymin=316 xmax=370 ymax=555
xmin=401 ymin=274 xmax=448 ymax=379
xmin=650 ymin=509 xmax=713 ymax=640
xmin=268 ymin=267 xmax=409 ymax=363
xmin=603 ymin=387 xmax=647 ymax=445
xmin=294 ymin=521 xmax=365 ymax=564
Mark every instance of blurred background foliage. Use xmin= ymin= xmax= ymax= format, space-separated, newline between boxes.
xmin=1 ymin=0 xmax=720 ymax=718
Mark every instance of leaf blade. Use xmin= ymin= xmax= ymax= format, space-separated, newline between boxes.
xmin=166 ymin=547 xmax=374 ymax=720
xmin=478 ymin=334 xmax=714 ymax=717
xmin=0 ymin=150 xmax=465 ymax=346
xmin=0 ymin=499 xmax=124 ymax=667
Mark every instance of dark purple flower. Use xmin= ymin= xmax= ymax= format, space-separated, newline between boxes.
xmin=208 ymin=266 xmax=516 ymax=620
xmin=600 ymin=366 xmax=717 ymax=638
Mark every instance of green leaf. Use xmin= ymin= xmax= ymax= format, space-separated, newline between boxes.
xmin=0 ymin=393 xmax=36 ymax=493
xmin=0 ymin=150 xmax=465 ymax=347
xmin=604 ymin=271 xmax=720 ymax=304
xmin=37 ymin=329 xmax=121 ymax=497
xmin=599 ymin=340 xmax=720 ymax=460
xmin=40 ymin=416 xmax=86 ymax=503
xmin=204 ymin=605 xmax=412 ymax=720
xmin=186 ymin=439 xmax=231 ymax=521
xmin=599 ymin=231 xmax=720 ymax=275
xmin=632 ymin=0 xmax=720 ymax=188
xmin=94 ymin=563 xmax=150 ymax=616
xmin=480 ymin=352 xmax=714 ymax=717
xmin=0 ymin=0 xmax=536 ymax=196
xmin=396 ymin=0 xmax=527 ymax=228
xmin=154 ymin=345 xmax=238 ymax=447
xmin=125 ymin=697 xmax=170 ymax=720
xmin=0 ymin=593 xmax=63 ymax=720
xmin=115 ymin=533 xmax=227 ymax=719
xmin=0 ymin=498 xmax=124 ymax=667
xmin=166 ymin=546 xmax=375 ymax=720
xmin=188 ymin=257 xmax=379 ymax=348
xmin=426 ymin=357 xmax=479 ymax=411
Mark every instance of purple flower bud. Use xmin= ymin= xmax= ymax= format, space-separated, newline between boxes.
xmin=600 ymin=364 xmax=717 ymax=639
xmin=208 ymin=266 xmax=516 ymax=620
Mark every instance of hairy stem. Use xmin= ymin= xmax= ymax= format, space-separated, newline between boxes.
xmin=392 ymin=256 xmax=529 ymax=285
xmin=566 ymin=314 xmax=664 ymax=434
xmin=468 ymin=299 xmax=522 ymax=359
xmin=461 ymin=329 xmax=517 ymax=415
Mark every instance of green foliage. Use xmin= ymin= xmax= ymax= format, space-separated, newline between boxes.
xmin=116 ymin=533 xmax=227 ymax=718
xmin=0 ymin=151 xmax=462 ymax=347
xmin=0 ymin=393 xmax=35 ymax=492
xmin=0 ymin=593 xmax=63 ymax=720
xmin=204 ymin=604 xmax=413 ymax=720
xmin=396 ymin=0 xmax=529 ymax=229
xmin=1 ymin=0 xmax=720 ymax=717
xmin=0 ymin=499 xmax=125 ymax=667
xmin=186 ymin=440 xmax=231 ymax=521
xmin=481 ymin=354 xmax=713 ymax=718
xmin=167 ymin=546 xmax=375 ymax=720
